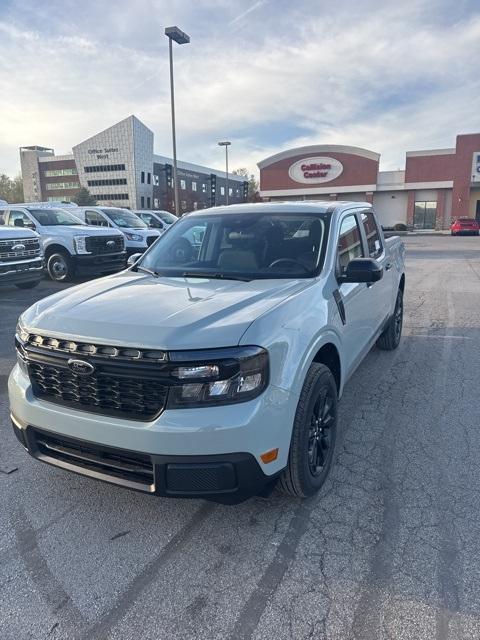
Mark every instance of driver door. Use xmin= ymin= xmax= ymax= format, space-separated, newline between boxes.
xmin=336 ymin=213 xmax=373 ymax=378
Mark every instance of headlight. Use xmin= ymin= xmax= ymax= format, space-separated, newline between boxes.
xmin=74 ymin=236 xmax=91 ymax=254
xmin=15 ymin=318 xmax=29 ymax=343
xmin=15 ymin=318 xmax=29 ymax=376
xmin=167 ymin=346 xmax=269 ymax=408
xmin=125 ymin=233 xmax=143 ymax=242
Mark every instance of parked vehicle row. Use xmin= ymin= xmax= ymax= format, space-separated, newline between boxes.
xmin=10 ymin=201 xmax=405 ymax=504
xmin=0 ymin=203 xmax=179 ymax=284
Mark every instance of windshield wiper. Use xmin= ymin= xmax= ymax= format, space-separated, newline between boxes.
xmin=182 ymin=272 xmax=251 ymax=282
xmin=135 ymin=265 xmax=159 ymax=277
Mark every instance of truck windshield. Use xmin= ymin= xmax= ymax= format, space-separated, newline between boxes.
xmin=101 ymin=209 xmax=147 ymax=229
xmin=140 ymin=211 xmax=328 ymax=280
xmin=156 ymin=211 xmax=177 ymax=224
xmin=28 ymin=209 xmax=83 ymax=226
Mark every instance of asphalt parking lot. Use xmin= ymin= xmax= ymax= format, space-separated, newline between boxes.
xmin=1 ymin=235 xmax=480 ymax=640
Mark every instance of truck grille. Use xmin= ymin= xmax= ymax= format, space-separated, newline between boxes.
xmin=146 ymin=235 xmax=158 ymax=247
xmin=85 ymin=235 xmax=125 ymax=255
xmin=28 ymin=361 xmax=168 ymax=420
xmin=0 ymin=237 xmax=41 ymax=262
xmin=22 ymin=335 xmax=170 ymax=420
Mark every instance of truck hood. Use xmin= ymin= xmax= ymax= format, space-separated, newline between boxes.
xmin=22 ymin=271 xmax=311 ymax=349
xmin=0 ymin=227 xmax=39 ymax=240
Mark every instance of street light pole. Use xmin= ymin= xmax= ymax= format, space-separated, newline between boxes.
xmin=218 ymin=141 xmax=231 ymax=205
xmin=165 ymin=26 xmax=190 ymax=217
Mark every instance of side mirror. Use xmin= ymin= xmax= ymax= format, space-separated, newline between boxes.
xmin=14 ymin=218 xmax=24 ymax=227
xmin=338 ymin=258 xmax=383 ymax=284
xmin=127 ymin=253 xmax=142 ymax=267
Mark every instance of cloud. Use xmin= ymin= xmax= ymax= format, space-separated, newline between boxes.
xmin=0 ymin=0 xmax=479 ymax=179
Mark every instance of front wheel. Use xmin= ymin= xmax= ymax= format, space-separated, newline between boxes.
xmin=377 ymin=288 xmax=403 ymax=350
xmin=47 ymin=252 xmax=74 ymax=282
xmin=279 ymin=363 xmax=337 ymax=498
xmin=15 ymin=280 xmax=41 ymax=289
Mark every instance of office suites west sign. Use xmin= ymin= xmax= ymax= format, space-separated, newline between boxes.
xmin=288 ymin=156 xmax=344 ymax=184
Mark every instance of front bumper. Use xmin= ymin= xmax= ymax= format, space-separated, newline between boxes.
xmin=9 ymin=366 xmax=296 ymax=503
xmin=0 ymin=258 xmax=44 ymax=285
xmin=72 ymin=252 xmax=127 ymax=275
xmin=126 ymin=246 xmax=148 ymax=257
xmin=12 ymin=419 xmax=272 ymax=503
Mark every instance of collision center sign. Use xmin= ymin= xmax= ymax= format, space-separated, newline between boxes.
xmin=288 ymin=156 xmax=343 ymax=184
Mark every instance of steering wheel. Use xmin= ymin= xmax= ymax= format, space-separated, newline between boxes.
xmin=268 ymin=258 xmax=310 ymax=273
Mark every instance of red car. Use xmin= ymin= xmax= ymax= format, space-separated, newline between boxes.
xmin=451 ymin=217 xmax=480 ymax=236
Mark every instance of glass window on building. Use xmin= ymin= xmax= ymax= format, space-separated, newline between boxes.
xmin=181 ymin=200 xmax=187 ymax=211
xmin=147 ymin=197 xmax=151 ymax=208
xmin=154 ymin=198 xmax=159 ymax=208
xmin=229 ymin=187 xmax=233 ymax=196
xmin=45 ymin=182 xmax=80 ymax=190
xmin=193 ymin=202 xmax=198 ymax=210
xmin=141 ymin=171 xmax=145 ymax=184
xmin=147 ymin=173 xmax=151 ymax=185
xmin=202 ymin=183 xmax=207 ymax=193
xmin=192 ymin=181 xmax=197 ymax=191
xmin=413 ymin=201 xmax=437 ymax=229
xmin=44 ymin=168 xmax=78 ymax=177
xmin=153 ymin=175 xmax=160 ymax=186
xmin=141 ymin=196 xmax=145 ymax=208
xmin=180 ymin=179 xmax=186 ymax=190
xmin=220 ymin=186 xmax=225 ymax=196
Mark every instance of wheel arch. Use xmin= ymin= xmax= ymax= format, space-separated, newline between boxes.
xmin=312 ymin=342 xmax=341 ymax=396
xmin=399 ymin=273 xmax=405 ymax=292
xmin=44 ymin=243 xmax=71 ymax=259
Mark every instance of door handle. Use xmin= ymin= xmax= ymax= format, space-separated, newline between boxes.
xmin=385 ymin=262 xmax=393 ymax=271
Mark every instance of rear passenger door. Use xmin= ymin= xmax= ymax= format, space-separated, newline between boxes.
xmin=359 ymin=210 xmax=391 ymax=327
xmin=336 ymin=213 xmax=373 ymax=376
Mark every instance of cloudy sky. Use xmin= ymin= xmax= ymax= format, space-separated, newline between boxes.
xmin=0 ymin=0 xmax=479 ymax=178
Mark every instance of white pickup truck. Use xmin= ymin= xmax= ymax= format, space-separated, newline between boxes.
xmin=0 ymin=227 xmax=44 ymax=289
xmin=0 ymin=204 xmax=127 ymax=281
xmin=10 ymin=202 xmax=405 ymax=503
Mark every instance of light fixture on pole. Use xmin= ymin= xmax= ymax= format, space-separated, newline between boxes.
xmin=165 ymin=26 xmax=190 ymax=217
xmin=218 ymin=141 xmax=231 ymax=205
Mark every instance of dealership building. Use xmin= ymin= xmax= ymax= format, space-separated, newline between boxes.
xmin=258 ymin=133 xmax=480 ymax=229
xmin=20 ymin=116 xmax=248 ymax=212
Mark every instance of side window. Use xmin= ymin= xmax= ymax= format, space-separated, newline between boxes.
xmin=8 ymin=210 xmax=32 ymax=228
xmin=85 ymin=211 xmax=108 ymax=226
xmin=337 ymin=215 xmax=364 ymax=273
xmin=361 ymin=211 xmax=383 ymax=259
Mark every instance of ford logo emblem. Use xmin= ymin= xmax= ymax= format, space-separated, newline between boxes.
xmin=12 ymin=243 xmax=26 ymax=251
xmin=106 ymin=240 xmax=115 ymax=248
xmin=67 ymin=359 xmax=95 ymax=376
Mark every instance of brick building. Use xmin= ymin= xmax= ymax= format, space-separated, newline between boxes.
xmin=258 ymin=134 xmax=480 ymax=229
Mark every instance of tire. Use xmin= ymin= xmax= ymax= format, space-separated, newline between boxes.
xmin=279 ymin=363 xmax=338 ymax=498
xmin=377 ymin=288 xmax=403 ymax=351
xmin=47 ymin=251 xmax=74 ymax=282
xmin=15 ymin=280 xmax=41 ymax=289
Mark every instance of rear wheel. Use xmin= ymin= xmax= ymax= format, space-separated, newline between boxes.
xmin=377 ymin=288 xmax=403 ymax=350
xmin=279 ymin=363 xmax=337 ymax=498
xmin=47 ymin=251 xmax=74 ymax=282
xmin=15 ymin=280 xmax=40 ymax=289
